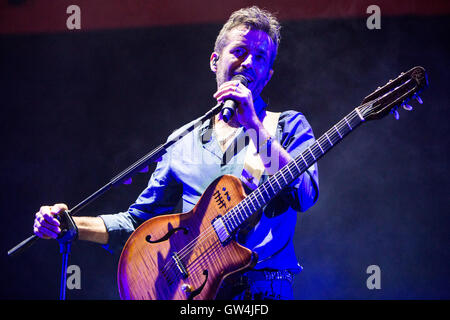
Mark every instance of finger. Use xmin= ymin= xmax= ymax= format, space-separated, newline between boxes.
xmin=216 ymin=80 xmax=240 ymax=92
xmin=34 ymin=219 xmax=60 ymax=239
xmin=215 ymin=91 xmax=246 ymax=105
xmin=214 ymin=81 xmax=241 ymax=98
xmin=50 ymin=203 xmax=68 ymax=219
xmin=214 ymin=84 xmax=249 ymax=101
xmin=220 ymin=79 xmax=241 ymax=88
xmin=39 ymin=205 xmax=52 ymax=216
xmin=44 ymin=219 xmax=61 ymax=234
xmin=52 ymin=203 xmax=68 ymax=213
xmin=34 ymin=227 xmax=50 ymax=239
xmin=39 ymin=209 xmax=60 ymax=227
xmin=35 ymin=217 xmax=61 ymax=234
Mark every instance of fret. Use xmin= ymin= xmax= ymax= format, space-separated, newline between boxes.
xmin=267 ymin=178 xmax=275 ymax=193
xmin=344 ymin=117 xmax=352 ymax=130
xmin=233 ymin=211 xmax=240 ymax=228
xmin=325 ymin=132 xmax=333 ymax=146
xmin=292 ymin=160 xmax=301 ymax=173
xmin=299 ymin=153 xmax=308 ymax=167
xmin=228 ymin=212 xmax=236 ymax=229
xmin=351 ymin=112 xmax=362 ymax=128
xmin=223 ymin=213 xmax=233 ymax=231
xmin=285 ymin=165 xmax=294 ymax=179
xmin=279 ymin=171 xmax=288 ymax=184
xmin=309 ymin=148 xmax=317 ymax=160
xmin=317 ymin=140 xmax=325 ymax=153
xmin=251 ymin=194 xmax=261 ymax=210
xmin=334 ymin=125 xmax=343 ymax=138
xmin=273 ymin=176 xmax=282 ymax=189
xmin=254 ymin=190 xmax=263 ymax=207
xmin=234 ymin=204 xmax=246 ymax=226
xmin=243 ymin=200 xmax=252 ymax=217
xmin=260 ymin=183 xmax=270 ymax=202
xmin=234 ymin=211 xmax=242 ymax=226
xmin=247 ymin=196 xmax=257 ymax=212
xmin=234 ymin=205 xmax=245 ymax=223
xmin=355 ymin=107 xmax=365 ymax=121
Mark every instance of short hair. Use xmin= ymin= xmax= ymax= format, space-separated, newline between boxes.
xmin=214 ymin=6 xmax=281 ymax=67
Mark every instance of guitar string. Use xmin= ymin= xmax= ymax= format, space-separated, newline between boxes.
xmin=165 ymin=239 xmax=224 ymax=285
xmin=159 ymin=108 xmax=365 ymax=280
xmin=173 ymin=86 xmax=423 ymax=284
xmin=166 ymin=103 xmax=376 ymax=284
xmin=159 ymin=109 xmax=364 ymax=283
xmin=159 ymin=107 xmax=368 ymax=279
xmin=160 ymin=233 xmax=223 ymax=285
xmin=167 ymin=95 xmax=414 ymax=283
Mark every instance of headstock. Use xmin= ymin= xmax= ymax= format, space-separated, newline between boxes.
xmin=357 ymin=66 xmax=428 ymax=121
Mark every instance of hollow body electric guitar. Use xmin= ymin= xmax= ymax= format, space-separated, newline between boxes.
xmin=117 ymin=66 xmax=428 ymax=300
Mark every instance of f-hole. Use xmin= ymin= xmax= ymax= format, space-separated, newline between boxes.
xmin=188 ymin=270 xmax=208 ymax=300
xmin=146 ymin=226 xmax=189 ymax=243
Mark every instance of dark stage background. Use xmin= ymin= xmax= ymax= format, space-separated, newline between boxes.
xmin=1 ymin=2 xmax=449 ymax=300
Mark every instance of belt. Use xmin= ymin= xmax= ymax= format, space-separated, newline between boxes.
xmin=243 ymin=269 xmax=294 ymax=284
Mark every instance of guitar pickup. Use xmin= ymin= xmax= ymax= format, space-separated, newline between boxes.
xmin=212 ymin=216 xmax=232 ymax=246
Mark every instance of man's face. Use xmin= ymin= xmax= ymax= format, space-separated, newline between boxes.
xmin=211 ymin=25 xmax=275 ymax=100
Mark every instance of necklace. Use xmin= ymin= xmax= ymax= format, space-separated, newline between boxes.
xmin=214 ymin=117 xmax=240 ymax=151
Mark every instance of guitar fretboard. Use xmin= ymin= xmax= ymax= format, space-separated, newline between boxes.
xmin=222 ymin=108 xmax=365 ymax=234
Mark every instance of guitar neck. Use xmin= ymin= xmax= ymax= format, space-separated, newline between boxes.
xmin=222 ymin=107 xmax=366 ymax=233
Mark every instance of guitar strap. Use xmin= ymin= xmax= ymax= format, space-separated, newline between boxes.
xmin=240 ymin=110 xmax=280 ymax=191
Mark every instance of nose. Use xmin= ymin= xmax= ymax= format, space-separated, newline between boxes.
xmin=241 ymin=53 xmax=254 ymax=69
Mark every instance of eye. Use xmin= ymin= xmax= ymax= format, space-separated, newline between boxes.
xmin=232 ymin=48 xmax=246 ymax=57
xmin=255 ymin=54 xmax=267 ymax=63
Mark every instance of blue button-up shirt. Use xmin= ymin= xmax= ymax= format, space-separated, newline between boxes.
xmin=100 ymin=98 xmax=319 ymax=273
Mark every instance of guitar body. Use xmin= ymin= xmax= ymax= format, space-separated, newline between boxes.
xmin=117 ymin=175 xmax=258 ymax=300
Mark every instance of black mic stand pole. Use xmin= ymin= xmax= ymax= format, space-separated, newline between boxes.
xmin=7 ymin=102 xmax=223 ymax=298
xmin=57 ymin=211 xmax=78 ymax=300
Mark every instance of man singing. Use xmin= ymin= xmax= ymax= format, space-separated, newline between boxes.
xmin=33 ymin=6 xmax=319 ymax=300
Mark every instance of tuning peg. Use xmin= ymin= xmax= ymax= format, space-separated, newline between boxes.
xmin=392 ymin=109 xmax=400 ymax=120
xmin=139 ymin=166 xmax=149 ymax=173
xmin=415 ymin=95 xmax=423 ymax=104
xmin=123 ymin=177 xmax=132 ymax=185
xmin=402 ymin=104 xmax=413 ymax=111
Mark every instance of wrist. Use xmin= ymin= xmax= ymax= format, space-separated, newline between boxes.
xmin=245 ymin=117 xmax=263 ymax=131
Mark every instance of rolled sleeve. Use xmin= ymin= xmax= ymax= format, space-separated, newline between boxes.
xmin=99 ymin=211 xmax=141 ymax=254
xmin=277 ymin=110 xmax=319 ymax=212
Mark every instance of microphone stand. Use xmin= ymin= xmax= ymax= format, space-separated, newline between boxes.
xmin=57 ymin=210 xmax=78 ymax=300
xmin=7 ymin=102 xmax=223 ymax=299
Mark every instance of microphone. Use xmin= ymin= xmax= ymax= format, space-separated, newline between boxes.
xmin=220 ymin=74 xmax=249 ymax=123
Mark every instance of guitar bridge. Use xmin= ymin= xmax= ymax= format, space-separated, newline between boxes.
xmin=212 ymin=215 xmax=232 ymax=245
xmin=172 ymin=251 xmax=189 ymax=279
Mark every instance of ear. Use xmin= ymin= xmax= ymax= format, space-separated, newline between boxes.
xmin=264 ymin=69 xmax=274 ymax=87
xmin=210 ymin=52 xmax=219 ymax=73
